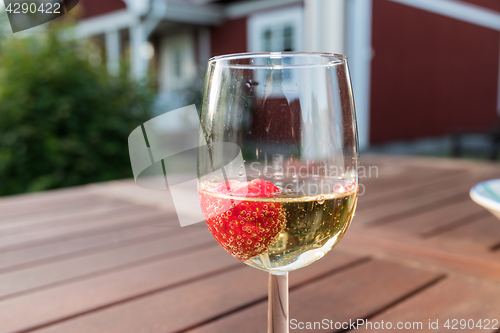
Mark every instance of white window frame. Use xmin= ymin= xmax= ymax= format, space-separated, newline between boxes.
xmin=247 ymin=6 xmax=304 ymax=53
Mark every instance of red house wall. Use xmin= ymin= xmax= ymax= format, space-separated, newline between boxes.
xmin=369 ymin=0 xmax=500 ymax=144
xmin=210 ymin=17 xmax=247 ymax=57
xmin=77 ymin=0 xmax=126 ymax=19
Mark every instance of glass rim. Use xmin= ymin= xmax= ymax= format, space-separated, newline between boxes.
xmin=208 ymin=52 xmax=347 ymax=69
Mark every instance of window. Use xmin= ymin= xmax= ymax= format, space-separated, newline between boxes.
xmin=159 ymin=33 xmax=195 ymax=93
xmin=263 ymin=29 xmax=272 ymax=51
xmin=283 ymin=25 xmax=294 ymax=51
xmin=260 ymin=24 xmax=296 ymax=52
xmin=248 ymin=7 xmax=304 ymax=53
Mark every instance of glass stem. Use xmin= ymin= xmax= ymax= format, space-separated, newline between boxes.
xmin=268 ymin=272 xmax=289 ymax=333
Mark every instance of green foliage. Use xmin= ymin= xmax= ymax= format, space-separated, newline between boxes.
xmin=0 ymin=28 xmax=154 ymax=196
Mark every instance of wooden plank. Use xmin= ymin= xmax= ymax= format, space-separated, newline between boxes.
xmin=0 ymin=196 xmax=130 ymax=231
xmin=355 ymin=181 xmax=483 ymax=226
xmin=0 ymin=205 xmax=160 ymax=251
xmin=339 ymin=229 xmax=500 ymax=281
xmin=0 ymin=245 xmax=237 ymax=333
xmin=360 ymin=168 xmax=470 ymax=209
xmin=360 ymin=167 xmax=468 ymax=203
xmin=0 ymin=198 xmax=132 ymax=235
xmin=0 ymin=214 xmax=184 ymax=273
xmin=436 ymin=213 xmax=500 ymax=251
xmin=85 ymin=180 xmax=178 ymax=214
xmin=0 ymin=186 xmax=97 ymax=218
xmin=357 ymin=277 xmax=500 ymax=332
xmin=363 ymin=155 xmax=499 ymax=174
xmin=181 ymin=260 xmax=440 ymax=333
xmin=386 ymin=199 xmax=487 ymax=237
xmin=357 ymin=161 xmax=500 ymax=225
xmin=26 ymin=251 xmax=363 ymax=333
xmin=359 ymin=167 xmax=452 ymax=202
xmin=0 ymin=228 xmax=213 ymax=300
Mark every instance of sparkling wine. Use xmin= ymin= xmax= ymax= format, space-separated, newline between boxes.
xmin=199 ymin=179 xmax=358 ymax=273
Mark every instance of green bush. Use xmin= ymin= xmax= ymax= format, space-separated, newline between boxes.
xmin=0 ymin=28 xmax=154 ymax=196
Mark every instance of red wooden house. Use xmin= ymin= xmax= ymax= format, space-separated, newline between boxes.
xmin=74 ymin=0 xmax=500 ymax=150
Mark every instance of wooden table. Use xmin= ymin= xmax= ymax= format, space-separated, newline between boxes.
xmin=1 ymin=155 xmax=500 ymax=333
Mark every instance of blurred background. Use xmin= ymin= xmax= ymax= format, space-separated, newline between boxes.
xmin=1 ymin=3 xmax=500 ymax=331
xmin=0 ymin=0 xmax=499 ymax=196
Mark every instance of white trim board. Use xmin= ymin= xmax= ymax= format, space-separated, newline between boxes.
xmin=347 ymin=0 xmax=373 ymax=151
xmin=75 ymin=9 xmax=137 ymax=38
xmin=389 ymin=0 xmax=500 ymax=31
xmin=226 ymin=0 xmax=302 ymax=19
xmin=75 ymin=3 xmax=223 ymax=39
xmin=163 ymin=1 xmax=223 ymax=25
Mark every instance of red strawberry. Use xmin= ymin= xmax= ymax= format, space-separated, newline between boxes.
xmin=199 ymin=179 xmax=286 ymax=262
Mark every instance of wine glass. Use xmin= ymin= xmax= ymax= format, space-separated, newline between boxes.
xmin=197 ymin=52 xmax=358 ymax=333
